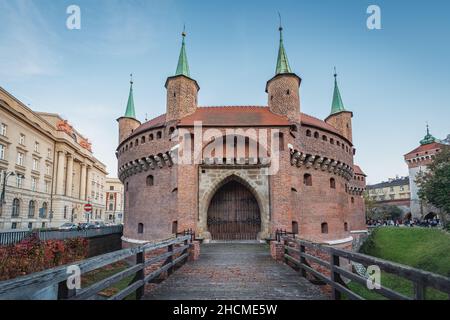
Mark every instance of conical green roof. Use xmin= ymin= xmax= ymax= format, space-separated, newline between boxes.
xmin=330 ymin=72 xmax=346 ymax=115
xmin=124 ymin=79 xmax=136 ymax=118
xmin=420 ymin=125 xmax=437 ymax=145
xmin=276 ymin=27 xmax=292 ymax=74
xmin=175 ymin=32 xmax=190 ymax=77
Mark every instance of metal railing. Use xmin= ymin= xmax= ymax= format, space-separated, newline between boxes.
xmin=0 ymin=225 xmax=123 ymax=246
xmin=0 ymin=233 xmax=193 ymax=300
xmin=280 ymin=236 xmax=450 ymax=300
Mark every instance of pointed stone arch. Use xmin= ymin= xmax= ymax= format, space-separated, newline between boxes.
xmin=198 ymin=169 xmax=270 ymax=241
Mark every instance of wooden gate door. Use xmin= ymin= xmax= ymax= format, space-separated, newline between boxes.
xmin=207 ymin=180 xmax=261 ymax=240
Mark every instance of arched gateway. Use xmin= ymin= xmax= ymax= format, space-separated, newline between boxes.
xmin=207 ymin=180 xmax=261 ymax=240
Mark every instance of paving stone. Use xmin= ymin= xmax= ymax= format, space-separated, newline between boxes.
xmin=144 ymin=243 xmax=328 ymax=300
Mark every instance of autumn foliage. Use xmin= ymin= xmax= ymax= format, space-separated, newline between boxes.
xmin=0 ymin=234 xmax=88 ymax=281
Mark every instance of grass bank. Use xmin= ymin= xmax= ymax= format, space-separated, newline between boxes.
xmin=347 ymin=227 xmax=450 ymax=300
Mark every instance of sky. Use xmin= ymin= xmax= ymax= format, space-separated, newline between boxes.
xmin=0 ymin=0 xmax=449 ymax=184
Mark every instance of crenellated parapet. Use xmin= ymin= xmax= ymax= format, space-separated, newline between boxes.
xmin=118 ymin=151 xmax=174 ymax=182
xmin=290 ymin=148 xmax=354 ymax=181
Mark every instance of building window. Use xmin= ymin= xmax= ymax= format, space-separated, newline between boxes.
xmin=28 ymin=200 xmax=36 ymax=218
xmin=303 ymin=174 xmax=312 ymax=186
xmin=0 ymin=144 xmax=5 ymax=160
xmin=0 ymin=123 xmax=7 ymax=136
xmin=138 ymin=223 xmax=144 ymax=234
xmin=45 ymin=181 xmax=50 ymax=193
xmin=32 ymin=158 xmax=39 ymax=171
xmin=47 ymin=148 xmax=52 ymax=159
xmin=135 ymin=139 xmax=139 ymax=146
xmin=330 ymin=138 xmax=334 ymax=145
xmin=351 ymin=197 xmax=355 ymax=204
xmin=34 ymin=142 xmax=39 ymax=153
xmin=17 ymin=152 xmax=24 ymax=166
xmin=12 ymin=198 xmax=20 ymax=217
xmin=149 ymin=134 xmax=154 ymax=141
xmin=109 ymin=203 xmax=114 ymax=211
xmin=314 ymin=132 xmax=319 ymax=139
xmin=321 ymin=222 xmax=328 ymax=234
xmin=322 ymin=135 xmax=327 ymax=141
xmin=141 ymin=136 xmax=145 ymax=144
xmin=17 ymin=175 xmax=24 ymax=188
xmin=12 ymin=222 xmax=17 ymax=230
xmin=31 ymin=177 xmax=38 ymax=191
xmin=46 ymin=164 xmax=51 ymax=175
xmin=64 ymin=206 xmax=68 ymax=219
xmin=146 ymin=175 xmax=154 ymax=186
xmin=274 ymin=132 xmax=284 ymax=151
xmin=157 ymin=131 xmax=162 ymax=139
xmin=344 ymin=222 xmax=348 ymax=231
xmin=28 ymin=222 xmax=33 ymax=230
xmin=336 ymin=141 xmax=340 ymax=147
xmin=110 ymin=186 xmax=114 ymax=191
xmin=126 ymin=182 xmax=129 ymax=192
xmin=172 ymin=221 xmax=178 ymax=234
xmin=109 ymin=194 xmax=114 ymax=200
xmin=292 ymin=221 xmax=299 ymax=234
xmin=306 ymin=130 xmax=311 ymax=137
xmin=330 ymin=178 xmax=336 ymax=189
xmin=41 ymin=202 xmax=48 ymax=218
xmin=19 ymin=134 xmax=25 ymax=145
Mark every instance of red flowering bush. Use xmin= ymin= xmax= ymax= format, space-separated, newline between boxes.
xmin=0 ymin=234 xmax=88 ymax=281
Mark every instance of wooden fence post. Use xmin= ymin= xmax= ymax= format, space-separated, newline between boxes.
xmin=299 ymin=243 xmax=307 ymax=278
xmin=135 ymin=249 xmax=145 ymax=300
xmin=167 ymin=244 xmax=174 ymax=276
xmin=414 ymin=282 xmax=425 ymax=300
xmin=330 ymin=249 xmax=341 ymax=300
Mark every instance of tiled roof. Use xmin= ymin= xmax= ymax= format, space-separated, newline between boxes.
xmin=367 ymin=177 xmax=409 ymax=190
xmin=353 ymin=165 xmax=366 ymax=176
xmin=178 ymin=106 xmax=290 ymax=127
xmin=131 ymin=106 xmax=350 ymax=143
xmin=404 ymin=142 xmax=443 ymax=157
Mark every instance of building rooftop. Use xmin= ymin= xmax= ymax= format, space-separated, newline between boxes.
xmin=367 ymin=176 xmax=409 ymax=190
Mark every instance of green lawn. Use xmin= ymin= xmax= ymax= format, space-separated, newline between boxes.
xmin=347 ymin=227 xmax=450 ymax=300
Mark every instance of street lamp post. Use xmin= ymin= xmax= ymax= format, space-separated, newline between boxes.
xmin=0 ymin=171 xmax=23 ymax=206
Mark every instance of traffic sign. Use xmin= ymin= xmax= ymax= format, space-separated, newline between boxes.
xmin=84 ymin=203 xmax=93 ymax=212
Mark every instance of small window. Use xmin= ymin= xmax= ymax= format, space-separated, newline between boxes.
xmin=344 ymin=222 xmax=348 ymax=231
xmin=321 ymin=223 xmax=328 ymax=234
xmin=330 ymin=138 xmax=334 ymax=145
xmin=306 ymin=130 xmax=311 ymax=137
xmin=336 ymin=141 xmax=340 ymax=147
xmin=274 ymin=132 xmax=284 ymax=151
xmin=286 ymin=89 xmax=290 ymax=95
xmin=292 ymin=221 xmax=299 ymax=234
xmin=157 ymin=131 xmax=162 ymax=139
xmin=138 ymin=223 xmax=144 ymax=234
xmin=130 ymin=142 xmax=133 ymax=148
xmin=146 ymin=175 xmax=154 ymax=186
xmin=141 ymin=136 xmax=145 ymax=143
xmin=330 ymin=178 xmax=336 ymax=189
xmin=291 ymin=187 xmax=297 ymax=192
xmin=322 ymin=135 xmax=327 ymax=141
xmin=303 ymin=174 xmax=312 ymax=186
xmin=169 ymin=127 xmax=175 ymax=135
xmin=149 ymin=134 xmax=154 ymax=141
xmin=126 ymin=182 xmax=129 ymax=192
xmin=351 ymin=197 xmax=355 ymax=204
xmin=135 ymin=139 xmax=139 ymax=146
xmin=314 ymin=132 xmax=319 ymax=139
xmin=290 ymin=125 xmax=297 ymax=132
xmin=172 ymin=221 xmax=178 ymax=234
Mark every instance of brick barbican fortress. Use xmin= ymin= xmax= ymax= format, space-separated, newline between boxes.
xmin=116 ymin=27 xmax=367 ymax=249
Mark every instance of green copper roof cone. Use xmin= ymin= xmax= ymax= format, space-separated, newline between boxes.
xmin=420 ymin=124 xmax=437 ymax=145
xmin=175 ymin=31 xmax=190 ymax=77
xmin=330 ymin=70 xmax=346 ymax=115
xmin=124 ymin=75 xmax=136 ymax=118
xmin=275 ymin=25 xmax=292 ymax=75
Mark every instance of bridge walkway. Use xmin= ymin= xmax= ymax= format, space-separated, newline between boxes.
xmin=144 ymin=243 xmax=327 ymax=300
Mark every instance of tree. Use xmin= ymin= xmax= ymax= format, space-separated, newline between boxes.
xmin=416 ymin=146 xmax=450 ymax=226
xmin=363 ymin=193 xmax=377 ymax=220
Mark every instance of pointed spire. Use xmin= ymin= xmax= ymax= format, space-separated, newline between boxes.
xmin=175 ymin=26 xmax=190 ymax=77
xmin=330 ymin=68 xmax=346 ymax=115
xmin=420 ymin=123 xmax=437 ymax=145
xmin=275 ymin=13 xmax=292 ymax=75
xmin=124 ymin=74 xmax=136 ymax=118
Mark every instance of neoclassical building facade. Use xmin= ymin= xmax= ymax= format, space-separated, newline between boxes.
xmin=0 ymin=87 xmax=107 ymax=230
xmin=117 ymin=28 xmax=367 ymax=247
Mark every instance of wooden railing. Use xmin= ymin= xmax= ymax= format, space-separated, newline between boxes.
xmin=0 ymin=225 xmax=124 ymax=246
xmin=0 ymin=234 xmax=192 ymax=300
xmin=281 ymin=237 xmax=450 ymax=300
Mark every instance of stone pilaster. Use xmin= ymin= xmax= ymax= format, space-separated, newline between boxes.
xmin=66 ymin=154 xmax=74 ymax=197
xmin=80 ymin=163 xmax=87 ymax=200
xmin=56 ymin=151 xmax=66 ymax=195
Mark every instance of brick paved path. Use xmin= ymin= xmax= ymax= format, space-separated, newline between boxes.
xmin=144 ymin=243 xmax=327 ymax=300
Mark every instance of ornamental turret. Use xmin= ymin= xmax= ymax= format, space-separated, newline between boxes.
xmin=117 ymin=75 xmax=141 ymax=144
